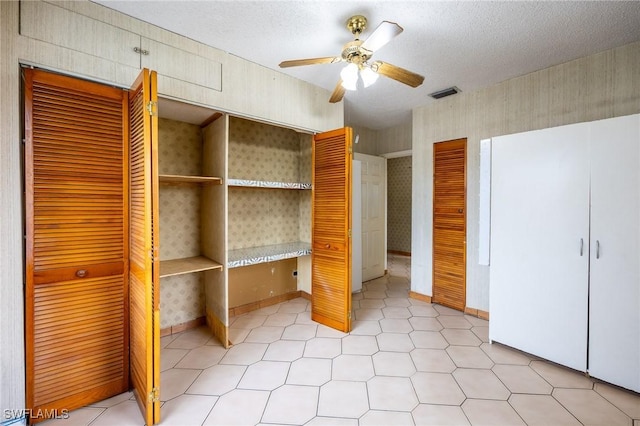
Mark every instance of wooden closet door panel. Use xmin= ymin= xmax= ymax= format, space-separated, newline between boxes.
xmin=432 ymin=139 xmax=466 ymax=311
xmin=312 ymin=127 xmax=352 ymax=332
xmin=128 ymin=68 xmax=161 ymax=425
xmin=25 ymin=68 xmax=129 ymax=421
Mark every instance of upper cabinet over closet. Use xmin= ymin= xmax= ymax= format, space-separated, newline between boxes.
xmin=19 ymin=1 xmax=222 ymax=96
xmin=17 ymin=1 xmax=344 ymax=133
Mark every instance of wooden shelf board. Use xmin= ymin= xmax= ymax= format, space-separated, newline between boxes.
xmin=160 ymin=256 xmax=223 ymax=278
xmin=159 ymin=174 xmax=222 ymax=185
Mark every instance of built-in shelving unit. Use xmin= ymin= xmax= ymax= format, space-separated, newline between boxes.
xmin=157 ymin=110 xmax=226 ymax=339
xmin=226 ymin=116 xmax=313 ymax=311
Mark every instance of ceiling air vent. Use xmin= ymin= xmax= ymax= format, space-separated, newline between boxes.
xmin=429 ymin=86 xmax=460 ymax=99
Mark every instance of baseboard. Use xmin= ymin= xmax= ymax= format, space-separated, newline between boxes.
xmin=388 ymin=250 xmax=411 ymax=256
xmin=160 ymin=316 xmax=206 ymax=337
xmin=409 ymin=291 xmax=432 ymax=303
xmin=464 ymin=306 xmax=490 ymax=320
xmin=229 ymin=290 xmax=306 ymax=317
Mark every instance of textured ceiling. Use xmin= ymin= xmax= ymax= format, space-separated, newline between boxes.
xmin=94 ymin=1 xmax=640 ymax=130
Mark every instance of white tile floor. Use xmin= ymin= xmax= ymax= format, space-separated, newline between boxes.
xmin=43 ymin=254 xmax=640 ymax=426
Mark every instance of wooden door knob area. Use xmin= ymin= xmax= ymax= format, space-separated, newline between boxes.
xmin=76 ymin=269 xmax=87 ymax=278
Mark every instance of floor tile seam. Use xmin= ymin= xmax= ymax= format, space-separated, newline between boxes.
xmin=491 ymin=361 xmax=557 ymax=395
xmin=552 ymin=387 xmax=634 ymax=423
xmin=83 ymin=406 xmax=108 ymax=426
xmin=86 ymin=398 xmax=141 ymax=426
xmin=592 ymin=383 xmax=640 ymax=419
xmin=507 ymin=392 xmax=590 ymax=426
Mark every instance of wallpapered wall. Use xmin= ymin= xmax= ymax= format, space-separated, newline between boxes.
xmin=228 ymin=117 xmax=312 ymax=249
xmin=156 ymin=117 xmax=313 ymax=328
xmin=158 ymin=118 xmax=206 ymax=329
xmin=387 ymin=156 xmax=412 ymax=253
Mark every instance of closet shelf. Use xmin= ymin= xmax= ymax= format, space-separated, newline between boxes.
xmin=159 ymin=174 xmax=223 ymax=185
xmin=160 ymin=256 xmax=223 ymax=278
xmin=227 ymin=178 xmax=311 ymax=190
xmin=228 ymin=241 xmax=312 ymax=268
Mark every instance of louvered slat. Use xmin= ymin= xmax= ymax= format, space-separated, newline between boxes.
xmin=312 ymin=128 xmax=352 ymax=332
xmin=25 ymin=68 xmax=128 ymax=422
xmin=432 ymin=139 xmax=467 ymax=311
xmin=128 ymin=69 xmax=160 ymax=425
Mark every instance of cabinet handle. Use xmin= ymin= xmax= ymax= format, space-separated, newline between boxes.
xmin=76 ymin=269 xmax=87 ymax=278
xmin=596 ymin=240 xmax=600 ymax=259
xmin=580 ymin=238 xmax=584 ymax=256
xmin=325 ymin=244 xmax=331 ymax=249
xmin=133 ymin=47 xmax=149 ymax=55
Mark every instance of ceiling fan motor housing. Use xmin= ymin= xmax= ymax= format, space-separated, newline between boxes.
xmin=341 ymin=40 xmax=372 ymax=65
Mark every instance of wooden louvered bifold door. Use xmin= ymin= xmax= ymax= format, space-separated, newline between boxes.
xmin=312 ymin=127 xmax=352 ymax=332
xmin=24 ymin=68 xmax=129 ymax=423
xmin=128 ymin=68 xmax=160 ymax=426
xmin=432 ymin=138 xmax=467 ymax=311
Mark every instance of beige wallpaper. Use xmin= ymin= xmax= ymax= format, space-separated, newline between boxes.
xmin=351 ymin=122 xmax=412 ymax=156
xmin=387 ymin=156 xmax=412 ymax=253
xmin=158 ymin=118 xmax=206 ymax=328
xmin=412 ymin=41 xmax=640 ymax=311
xmin=227 ymin=117 xmax=312 ymax=249
xmin=228 ymin=117 xmax=301 ymax=182
xmin=228 ymin=188 xmax=301 ymax=250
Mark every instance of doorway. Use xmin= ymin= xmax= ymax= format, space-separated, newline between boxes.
xmin=432 ymin=138 xmax=466 ymax=311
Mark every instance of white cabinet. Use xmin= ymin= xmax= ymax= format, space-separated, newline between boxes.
xmin=490 ymin=114 xmax=640 ymax=392
xmin=588 ymin=114 xmax=640 ymax=392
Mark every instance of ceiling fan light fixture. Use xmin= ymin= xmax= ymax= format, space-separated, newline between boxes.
xmin=340 ymin=63 xmax=359 ymax=91
xmin=360 ymin=66 xmax=379 ymax=88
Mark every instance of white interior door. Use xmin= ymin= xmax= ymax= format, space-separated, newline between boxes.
xmin=490 ymin=123 xmax=590 ymax=372
xmin=354 ymin=153 xmax=386 ymax=281
xmin=588 ymin=114 xmax=640 ymax=392
xmin=352 ymin=160 xmax=363 ymax=292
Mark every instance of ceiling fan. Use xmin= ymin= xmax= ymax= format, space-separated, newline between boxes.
xmin=279 ymin=15 xmax=425 ymax=103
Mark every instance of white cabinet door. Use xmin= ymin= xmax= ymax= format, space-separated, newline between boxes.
xmin=588 ymin=114 xmax=640 ymax=392
xmin=490 ymin=123 xmax=590 ymax=372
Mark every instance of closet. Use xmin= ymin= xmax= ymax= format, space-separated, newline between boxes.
xmin=24 ymin=63 xmax=352 ymax=424
xmin=489 ymin=113 xmax=640 ymax=392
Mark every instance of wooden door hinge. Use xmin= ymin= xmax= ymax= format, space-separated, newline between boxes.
xmin=348 ymin=229 xmax=352 ymax=238
xmin=148 ymin=387 xmax=159 ymax=403
xmin=146 ymin=101 xmax=157 ymax=116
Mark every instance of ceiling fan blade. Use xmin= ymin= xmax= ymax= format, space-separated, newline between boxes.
xmin=329 ymin=79 xmax=346 ymax=103
xmin=279 ymin=57 xmax=341 ymax=68
xmin=360 ymin=21 xmax=403 ymax=53
xmin=372 ymin=61 xmax=424 ymax=88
